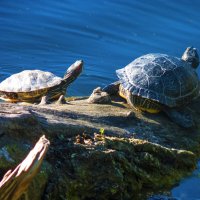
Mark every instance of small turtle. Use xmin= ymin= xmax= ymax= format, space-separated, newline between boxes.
xmin=0 ymin=60 xmax=83 ymax=103
xmin=103 ymin=47 xmax=199 ymax=128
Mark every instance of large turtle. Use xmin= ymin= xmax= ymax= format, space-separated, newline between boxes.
xmin=103 ymin=47 xmax=199 ymax=128
xmin=0 ymin=60 xmax=83 ymax=103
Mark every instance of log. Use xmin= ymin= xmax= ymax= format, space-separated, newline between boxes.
xmin=0 ymin=135 xmax=50 ymax=200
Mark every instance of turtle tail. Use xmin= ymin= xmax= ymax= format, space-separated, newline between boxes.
xmin=63 ymin=60 xmax=83 ymax=85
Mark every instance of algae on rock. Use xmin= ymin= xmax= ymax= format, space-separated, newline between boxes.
xmin=0 ymin=96 xmax=199 ymax=199
xmin=43 ymin=134 xmax=196 ymax=200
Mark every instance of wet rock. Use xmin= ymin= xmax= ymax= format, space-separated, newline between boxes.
xmin=0 ymin=96 xmax=200 ymax=199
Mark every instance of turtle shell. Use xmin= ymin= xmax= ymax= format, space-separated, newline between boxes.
xmin=116 ymin=53 xmax=199 ymax=107
xmin=0 ymin=70 xmax=62 ymax=92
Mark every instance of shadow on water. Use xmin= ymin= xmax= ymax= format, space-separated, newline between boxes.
xmin=0 ymin=0 xmax=200 ymax=198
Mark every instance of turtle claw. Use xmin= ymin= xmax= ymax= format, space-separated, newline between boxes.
xmin=55 ymin=95 xmax=66 ymax=105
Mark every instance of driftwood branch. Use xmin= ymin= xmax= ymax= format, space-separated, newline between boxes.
xmin=0 ymin=135 xmax=50 ymax=200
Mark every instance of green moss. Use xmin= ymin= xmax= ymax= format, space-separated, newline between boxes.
xmin=44 ymin=136 xmax=197 ymax=200
xmin=6 ymin=143 xmax=26 ymax=159
xmin=0 ymin=155 xmax=12 ymax=169
xmin=0 ymin=144 xmax=26 ymax=172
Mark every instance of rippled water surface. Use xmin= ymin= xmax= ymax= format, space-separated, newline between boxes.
xmin=0 ymin=0 xmax=200 ymax=198
xmin=0 ymin=0 xmax=200 ymax=96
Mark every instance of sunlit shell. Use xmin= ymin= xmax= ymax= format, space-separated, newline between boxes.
xmin=0 ymin=70 xmax=62 ymax=92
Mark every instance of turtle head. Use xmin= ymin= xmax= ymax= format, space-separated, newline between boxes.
xmin=181 ymin=47 xmax=199 ymax=69
xmin=62 ymin=60 xmax=83 ymax=87
xmin=64 ymin=60 xmax=83 ymax=79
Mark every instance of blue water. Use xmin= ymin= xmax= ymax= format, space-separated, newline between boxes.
xmin=149 ymin=161 xmax=200 ymax=199
xmin=0 ymin=0 xmax=200 ymax=198
xmin=1 ymin=0 xmax=200 ymax=96
xmin=171 ymin=161 xmax=200 ymax=200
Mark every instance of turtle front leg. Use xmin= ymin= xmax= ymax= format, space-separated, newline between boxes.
xmin=163 ymin=107 xmax=194 ymax=128
xmin=102 ymin=81 xmax=120 ymax=95
xmin=55 ymin=95 xmax=66 ymax=105
xmin=39 ymin=96 xmax=48 ymax=105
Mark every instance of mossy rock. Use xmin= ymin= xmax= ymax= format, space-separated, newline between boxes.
xmin=0 ymin=96 xmax=200 ymax=199
xmin=43 ymin=135 xmax=196 ymax=200
xmin=0 ymin=140 xmax=29 ymax=176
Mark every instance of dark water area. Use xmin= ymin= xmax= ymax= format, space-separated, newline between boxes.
xmin=0 ymin=0 xmax=200 ymax=199
xmin=171 ymin=161 xmax=200 ymax=200
xmin=147 ymin=161 xmax=200 ymax=200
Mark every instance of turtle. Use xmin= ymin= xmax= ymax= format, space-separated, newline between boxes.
xmin=0 ymin=60 xmax=83 ymax=103
xmin=102 ymin=47 xmax=199 ymax=128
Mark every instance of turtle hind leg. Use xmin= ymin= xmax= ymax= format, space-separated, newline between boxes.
xmin=163 ymin=107 xmax=194 ymax=128
xmin=55 ymin=95 xmax=66 ymax=105
xmin=102 ymin=81 xmax=120 ymax=95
